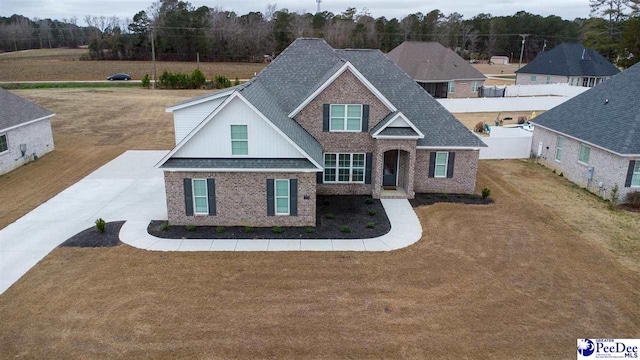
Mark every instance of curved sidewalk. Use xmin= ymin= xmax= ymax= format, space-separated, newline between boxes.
xmin=119 ymin=199 xmax=422 ymax=252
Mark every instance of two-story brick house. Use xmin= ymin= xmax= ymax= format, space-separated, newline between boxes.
xmin=156 ymin=38 xmax=486 ymax=227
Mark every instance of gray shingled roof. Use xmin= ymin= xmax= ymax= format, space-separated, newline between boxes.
xmin=530 ymin=62 xmax=640 ymax=155
xmin=0 ymin=88 xmax=54 ymax=131
xmin=162 ymin=158 xmax=317 ymax=170
xmin=167 ymin=86 xmax=240 ymax=109
xmin=516 ymin=43 xmax=620 ymax=77
xmin=387 ymin=41 xmax=486 ymax=82
xmin=378 ymin=127 xmax=420 ymax=137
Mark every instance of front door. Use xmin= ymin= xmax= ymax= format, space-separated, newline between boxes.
xmin=383 ymin=150 xmax=399 ymax=187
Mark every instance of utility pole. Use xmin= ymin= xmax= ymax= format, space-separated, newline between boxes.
xmin=150 ymin=26 xmax=157 ymax=89
xmin=197 ymin=52 xmax=200 ymax=69
xmin=518 ymin=34 xmax=529 ymax=69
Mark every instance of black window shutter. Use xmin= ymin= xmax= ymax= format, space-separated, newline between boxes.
xmin=362 ymin=105 xmax=370 ymax=132
xmin=428 ymin=152 xmax=436 ymax=178
xmin=206 ymin=178 xmax=216 ymax=216
xmin=322 ymin=104 xmax=330 ymax=132
xmin=266 ymin=179 xmax=275 ymax=216
xmin=316 ymin=171 xmax=323 ymax=184
xmin=365 ymin=152 xmax=373 ymax=184
xmin=183 ymin=178 xmax=193 ymax=216
xmin=289 ymin=179 xmax=298 ymax=216
xmin=446 ymin=152 xmax=456 ymax=178
xmin=625 ymin=160 xmax=636 ymax=187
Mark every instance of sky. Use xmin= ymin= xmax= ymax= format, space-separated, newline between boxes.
xmin=1 ymin=0 xmax=590 ymax=23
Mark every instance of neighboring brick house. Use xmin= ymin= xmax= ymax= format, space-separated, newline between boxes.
xmin=386 ymin=41 xmax=486 ymax=99
xmin=531 ymin=62 xmax=640 ymax=202
xmin=157 ymin=38 xmax=486 ymax=227
xmin=0 ymin=89 xmax=55 ymax=176
xmin=516 ymin=43 xmax=620 ymax=87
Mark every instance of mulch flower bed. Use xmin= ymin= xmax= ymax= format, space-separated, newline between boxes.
xmin=60 ymin=221 xmax=125 ymax=247
xmin=410 ymin=193 xmax=493 ymax=207
xmin=148 ymin=195 xmax=391 ymax=240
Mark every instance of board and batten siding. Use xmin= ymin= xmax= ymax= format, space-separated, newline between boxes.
xmin=173 ymin=97 xmax=228 ymax=144
xmin=173 ymin=96 xmax=305 ymax=159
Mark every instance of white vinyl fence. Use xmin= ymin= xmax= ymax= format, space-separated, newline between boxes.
xmin=438 ymin=96 xmax=571 ymax=113
xmin=504 ymin=83 xmax=589 ymax=97
xmin=478 ymin=127 xmax=533 ymax=160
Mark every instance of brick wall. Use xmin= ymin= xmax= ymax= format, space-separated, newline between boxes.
xmin=0 ymin=118 xmax=55 ymax=176
xmin=515 ymin=73 xmax=568 ymax=85
xmin=532 ymin=126 xmax=640 ymax=201
xmin=165 ymin=171 xmax=316 ymax=227
xmin=447 ymin=80 xmax=484 ymax=99
xmin=414 ymin=150 xmax=479 ymax=194
xmin=373 ymin=139 xmax=417 ymax=198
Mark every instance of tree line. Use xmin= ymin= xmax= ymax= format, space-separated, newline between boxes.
xmin=1 ymin=0 xmax=639 ymax=67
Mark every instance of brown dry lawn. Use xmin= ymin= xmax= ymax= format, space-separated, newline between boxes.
xmin=472 ymin=63 xmax=521 ymax=75
xmin=1 ymin=159 xmax=639 ymax=359
xmin=453 ymin=111 xmax=545 ymax=130
xmin=0 ymin=88 xmax=209 ymax=229
xmin=0 ymin=48 xmax=266 ymax=81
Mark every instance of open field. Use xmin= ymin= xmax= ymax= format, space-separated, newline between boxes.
xmin=0 ymin=88 xmax=209 ymax=229
xmin=1 ymin=159 xmax=639 ymax=358
xmin=453 ymin=111 xmax=544 ymax=129
xmin=0 ymin=48 xmax=266 ymax=81
xmin=472 ymin=62 xmax=521 ymax=75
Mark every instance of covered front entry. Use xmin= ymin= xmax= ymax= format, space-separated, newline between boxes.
xmin=383 ymin=150 xmax=399 ymax=187
xmin=380 ymin=149 xmax=413 ymax=199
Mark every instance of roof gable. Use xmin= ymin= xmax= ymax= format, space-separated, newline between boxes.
xmin=0 ymin=89 xmax=54 ymax=131
xmin=531 ymin=62 xmax=640 ymax=155
xmin=516 ymin=43 xmax=620 ymax=77
xmin=372 ymin=112 xmax=424 ymax=139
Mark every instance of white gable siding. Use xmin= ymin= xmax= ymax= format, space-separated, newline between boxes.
xmin=388 ymin=116 xmax=411 ymax=127
xmin=173 ymin=96 xmax=304 ymax=158
xmin=173 ymin=97 xmax=227 ymax=144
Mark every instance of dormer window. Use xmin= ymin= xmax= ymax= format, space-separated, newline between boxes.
xmin=231 ymin=125 xmax=248 ymax=155
xmin=330 ymin=104 xmax=362 ymax=132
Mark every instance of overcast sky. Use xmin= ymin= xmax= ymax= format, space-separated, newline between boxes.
xmin=2 ymin=0 xmax=590 ymax=23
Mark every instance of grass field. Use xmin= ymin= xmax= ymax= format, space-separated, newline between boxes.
xmin=1 ymin=158 xmax=639 ymax=358
xmin=0 ymin=48 xmax=266 ymax=81
xmin=453 ymin=111 xmax=544 ymax=130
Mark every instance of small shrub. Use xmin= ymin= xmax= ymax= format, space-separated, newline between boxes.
xmin=366 ymin=222 xmax=375 ymax=228
xmin=216 ymin=226 xmax=225 ymax=233
xmin=191 ymin=68 xmax=206 ymax=89
xmin=608 ymin=184 xmax=619 ymax=210
xmin=161 ymin=222 xmax=169 ymax=232
xmin=214 ymin=75 xmax=232 ymax=89
xmin=368 ymin=209 xmax=376 ymax=216
xmin=272 ymin=226 xmax=284 ymax=234
xmin=326 ymin=213 xmax=335 ymax=219
xmin=245 ymin=226 xmax=254 ymax=233
xmin=141 ymin=74 xmax=151 ymax=88
xmin=234 ymin=76 xmax=240 ymax=86
xmin=424 ymin=195 xmax=432 ymax=199
xmin=365 ymin=198 xmax=374 ymax=204
xmin=626 ymin=191 xmax=640 ymax=208
xmin=552 ymin=169 xmax=556 ymax=174
xmin=482 ymin=187 xmax=491 ymax=199
xmin=440 ymin=194 xmax=448 ymax=199
xmin=341 ymin=226 xmax=351 ymax=233
xmin=468 ymin=194 xmax=477 ymax=199
xmin=95 ymin=218 xmax=106 ymax=233
xmin=457 ymin=194 xmax=464 ymax=199
xmin=186 ymin=224 xmax=196 ymax=232
xmin=559 ymin=172 xmax=564 ymax=177
xmin=305 ymin=227 xmax=315 ymax=233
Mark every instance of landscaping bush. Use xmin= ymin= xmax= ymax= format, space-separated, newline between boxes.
xmin=440 ymin=194 xmax=448 ymax=199
xmin=186 ymin=225 xmax=196 ymax=232
xmin=245 ymin=226 xmax=254 ymax=233
xmin=191 ymin=68 xmax=206 ymax=89
xmin=482 ymin=187 xmax=491 ymax=199
xmin=366 ymin=222 xmax=375 ymax=228
xmin=141 ymin=74 xmax=151 ymax=89
xmin=559 ymin=172 xmax=564 ymax=177
xmin=609 ymin=184 xmax=619 ymax=210
xmin=95 ymin=218 xmax=106 ymax=233
xmin=272 ymin=226 xmax=284 ymax=234
xmin=474 ymin=121 xmax=485 ymax=133
xmin=305 ymin=227 xmax=315 ymax=233
xmin=161 ymin=222 xmax=169 ymax=232
xmin=457 ymin=194 xmax=464 ymax=198
xmin=468 ymin=194 xmax=477 ymax=199
xmin=365 ymin=198 xmax=374 ymax=204
xmin=368 ymin=209 xmax=376 ymax=216
xmin=216 ymin=226 xmax=225 ymax=233
xmin=214 ymin=75 xmax=232 ymax=89
xmin=326 ymin=213 xmax=335 ymax=219
xmin=341 ymin=226 xmax=351 ymax=233
xmin=626 ymin=191 xmax=640 ymax=208
xmin=158 ymin=70 xmax=207 ymax=89
xmin=234 ymin=76 xmax=240 ymax=86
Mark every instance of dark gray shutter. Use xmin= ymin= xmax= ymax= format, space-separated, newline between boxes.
xmin=446 ymin=152 xmax=456 ymax=178
xmin=625 ymin=160 xmax=636 ymax=187
xmin=289 ymin=179 xmax=298 ymax=216
xmin=206 ymin=178 xmax=216 ymax=216
xmin=365 ymin=152 xmax=373 ymax=184
xmin=322 ymin=104 xmax=330 ymax=132
xmin=428 ymin=152 xmax=436 ymax=178
xmin=183 ymin=178 xmax=193 ymax=216
xmin=362 ymin=105 xmax=370 ymax=132
xmin=316 ymin=171 xmax=323 ymax=184
xmin=266 ymin=179 xmax=275 ymax=216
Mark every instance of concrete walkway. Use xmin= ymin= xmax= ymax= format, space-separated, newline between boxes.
xmin=119 ymin=199 xmax=422 ymax=252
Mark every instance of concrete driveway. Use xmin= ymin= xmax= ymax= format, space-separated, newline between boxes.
xmin=0 ymin=150 xmax=168 ymax=294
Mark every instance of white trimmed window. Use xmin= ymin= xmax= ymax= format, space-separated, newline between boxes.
xmin=448 ymin=81 xmax=455 ymax=94
xmin=435 ymin=152 xmax=448 ymax=178
xmin=324 ymin=153 xmax=365 ymax=183
xmin=330 ymin=104 xmax=362 ymax=132
xmin=192 ymin=179 xmax=208 ymax=215
xmin=632 ymin=162 xmax=640 ymax=187
xmin=546 ymin=76 xmax=551 ymax=84
xmin=531 ymin=75 xmax=537 ymax=82
xmin=0 ymin=134 xmax=7 ymax=153
xmin=555 ymin=136 xmax=564 ymax=162
xmin=471 ymin=81 xmax=480 ymax=92
xmin=579 ymin=144 xmax=591 ymax=164
xmin=230 ymin=125 xmax=248 ymax=155
xmin=275 ymin=179 xmax=290 ymax=215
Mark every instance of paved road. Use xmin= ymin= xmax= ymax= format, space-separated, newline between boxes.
xmin=0 ymin=151 xmax=168 ymax=294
